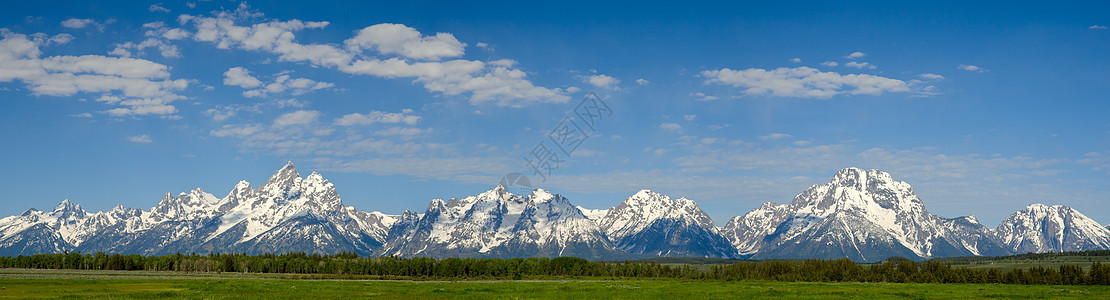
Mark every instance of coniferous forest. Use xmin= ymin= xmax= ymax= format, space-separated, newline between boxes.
xmin=2 ymin=252 xmax=1109 ymax=285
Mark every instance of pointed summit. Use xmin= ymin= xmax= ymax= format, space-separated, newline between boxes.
xmin=52 ymin=199 xmax=85 ymax=219
xmin=260 ymin=161 xmax=302 ymax=196
xmin=54 ymin=199 xmax=78 ymax=212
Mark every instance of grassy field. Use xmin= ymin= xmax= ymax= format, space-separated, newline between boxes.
xmin=938 ymin=255 xmax=1110 ymax=272
xmin=1 ymin=269 xmax=1109 ymax=299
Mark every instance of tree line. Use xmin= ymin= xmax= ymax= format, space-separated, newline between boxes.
xmin=1 ymin=252 xmax=1109 ymax=285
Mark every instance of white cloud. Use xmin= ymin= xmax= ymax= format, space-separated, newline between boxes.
xmin=918 ymin=73 xmax=945 ymax=80
xmin=0 ymin=32 xmax=187 ymax=117
xmin=793 ymin=140 xmax=811 ymax=146
xmin=181 ymin=11 xmax=569 ymax=107
xmin=210 ymin=124 xmax=263 ymax=137
xmin=659 ymin=122 xmax=682 ymax=131
xmin=683 ymin=114 xmax=696 ymax=121
xmin=275 ymin=98 xmax=308 ymax=108
xmin=161 ymin=28 xmax=190 ymax=40
xmin=110 ymin=38 xmax=181 ymax=58
xmin=585 ymin=74 xmax=620 ymax=89
xmin=691 ymin=92 xmax=719 ymax=101
xmin=273 ymin=110 xmax=319 ymax=127
xmin=345 ymin=23 xmax=465 ymax=60
xmin=334 ymin=110 xmax=420 ymax=126
xmin=845 ymin=51 xmax=866 ymax=59
xmin=71 ymin=112 xmax=92 ymax=118
xmin=958 ymin=64 xmax=987 ymax=72
xmin=1090 ymin=25 xmax=1108 ymax=30
xmin=127 ymin=134 xmax=152 ymax=143
xmin=149 ymin=4 xmax=170 ymax=13
xmin=820 ymin=61 xmax=838 ymax=67
xmin=636 ymin=78 xmax=649 ymax=85
xmin=701 ymin=66 xmax=910 ymax=98
xmin=375 ymin=126 xmax=431 ymax=137
xmin=222 ymin=67 xmax=262 ymax=88
xmin=844 ymin=61 xmax=876 ymax=69
xmin=60 ymin=18 xmax=95 ymax=29
xmin=223 ymin=67 xmax=332 ymax=98
xmin=759 ymin=133 xmax=793 ymax=140
xmin=789 ymin=58 xmax=801 ymax=63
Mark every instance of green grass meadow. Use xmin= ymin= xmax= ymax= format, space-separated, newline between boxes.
xmin=1 ymin=269 xmax=1109 ymax=299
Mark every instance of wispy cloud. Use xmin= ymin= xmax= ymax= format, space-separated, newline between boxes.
xmin=127 ymin=134 xmax=153 ymax=143
xmin=958 ymin=64 xmax=988 ymax=72
xmin=701 ymin=66 xmax=910 ymax=98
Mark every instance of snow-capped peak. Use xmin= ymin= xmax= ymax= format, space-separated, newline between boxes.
xmin=260 ymin=161 xmax=301 ymax=196
xmin=530 ymin=188 xmax=555 ymax=203
xmin=994 ymin=203 xmax=1110 ymax=253
xmin=598 ymin=189 xmax=717 ymax=241
xmin=53 ymin=199 xmax=80 ymax=213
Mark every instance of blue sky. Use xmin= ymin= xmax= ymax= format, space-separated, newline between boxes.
xmin=1 ymin=1 xmax=1108 ymax=227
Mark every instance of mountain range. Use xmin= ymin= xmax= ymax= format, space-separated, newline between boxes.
xmin=2 ymin=162 xmax=1108 ymax=262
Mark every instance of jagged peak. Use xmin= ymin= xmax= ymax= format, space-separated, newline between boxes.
xmin=1022 ymin=203 xmax=1065 ymax=211
xmin=830 ymin=167 xmax=896 ymax=187
xmin=530 ymin=188 xmax=555 ymax=203
xmin=54 ymin=199 xmax=78 ymax=212
xmin=427 ymin=198 xmax=446 ymax=212
xmin=631 ymin=189 xmax=659 ymax=198
xmin=478 ymin=185 xmax=512 ymax=200
xmin=264 ymin=161 xmax=301 ymax=187
xmin=234 ymin=180 xmax=252 ymax=188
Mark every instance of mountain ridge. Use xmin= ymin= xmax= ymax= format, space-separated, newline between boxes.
xmin=1 ymin=163 xmax=1106 ymax=261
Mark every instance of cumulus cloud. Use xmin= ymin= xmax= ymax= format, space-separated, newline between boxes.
xmin=820 ymin=61 xmax=838 ymax=67
xmin=273 ymin=110 xmax=319 ymax=127
xmin=0 ymin=32 xmax=187 ymax=117
xmin=344 ymin=23 xmax=465 ymax=60
xmin=179 ymin=8 xmax=569 ymax=107
xmin=636 ymin=78 xmax=649 ymax=85
xmin=845 ymin=51 xmax=866 ymax=59
xmin=222 ymin=67 xmax=332 ymax=98
xmin=584 ymin=74 xmax=620 ymax=89
xmin=701 ymin=66 xmax=910 ymax=98
xmin=223 ymin=67 xmax=262 ymax=88
xmin=789 ymin=58 xmax=801 ymax=63
xmin=334 ymin=110 xmax=421 ymax=126
xmin=958 ymin=64 xmax=987 ymax=72
xmin=127 ymin=134 xmax=153 ymax=143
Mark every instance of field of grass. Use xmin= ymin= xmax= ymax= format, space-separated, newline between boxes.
xmin=939 ymin=255 xmax=1110 ymax=272
xmin=1 ymin=269 xmax=1109 ymax=299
